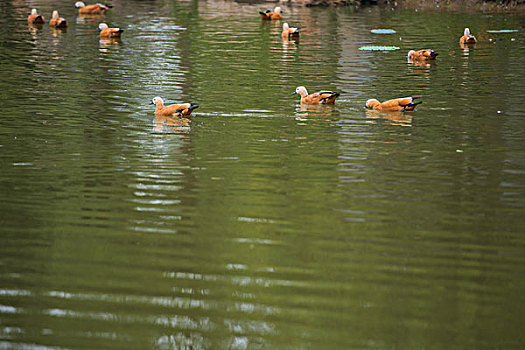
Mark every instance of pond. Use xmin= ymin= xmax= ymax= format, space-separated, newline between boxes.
xmin=1 ymin=0 xmax=525 ymax=348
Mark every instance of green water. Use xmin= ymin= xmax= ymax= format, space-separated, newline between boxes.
xmin=1 ymin=0 xmax=525 ymax=348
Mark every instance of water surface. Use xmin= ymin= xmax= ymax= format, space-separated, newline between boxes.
xmin=1 ymin=0 xmax=525 ymax=349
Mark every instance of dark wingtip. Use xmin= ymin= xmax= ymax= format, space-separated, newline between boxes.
xmin=406 ymin=101 xmax=423 ymax=108
xmin=106 ymin=4 xmax=114 ymax=8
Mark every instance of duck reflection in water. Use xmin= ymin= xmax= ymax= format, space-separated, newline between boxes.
xmin=76 ymin=13 xmax=105 ymax=24
xmin=407 ymin=57 xmax=437 ymax=67
xmin=99 ymin=37 xmax=122 ymax=49
xmin=50 ymin=27 xmax=67 ymax=38
xmin=295 ymin=104 xmax=336 ymax=121
xmin=153 ymin=115 xmax=191 ymax=134
xmin=365 ymin=109 xmax=413 ymax=126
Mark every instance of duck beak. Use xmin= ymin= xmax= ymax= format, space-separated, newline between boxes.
xmin=292 ymin=92 xmax=297 ymax=95
xmin=149 ymin=101 xmax=154 ymax=105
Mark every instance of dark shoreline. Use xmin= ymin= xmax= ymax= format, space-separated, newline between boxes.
xmin=302 ymin=0 xmax=525 ymax=11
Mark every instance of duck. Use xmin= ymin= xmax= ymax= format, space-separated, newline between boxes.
xmin=365 ymin=96 xmax=422 ymax=112
xmin=260 ymin=7 xmax=282 ymax=20
xmin=282 ymin=23 xmax=300 ymax=40
xmin=293 ymin=86 xmax=340 ymax=105
xmin=150 ymin=97 xmax=199 ymax=117
xmin=407 ymin=49 xmax=438 ymax=61
xmin=98 ymin=23 xmax=123 ymax=38
xmin=459 ymin=28 xmax=477 ymax=45
xmin=27 ymin=9 xmax=45 ymax=25
xmin=49 ymin=11 xmax=68 ymax=28
xmin=75 ymin=2 xmax=112 ymax=15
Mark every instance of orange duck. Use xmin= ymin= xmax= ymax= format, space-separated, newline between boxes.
xmin=150 ymin=97 xmax=199 ymax=117
xmin=365 ymin=97 xmax=422 ymax=112
xmin=28 ymin=9 xmax=44 ymax=25
xmin=75 ymin=1 xmax=112 ymax=15
xmin=293 ymin=86 xmax=340 ymax=105
xmin=260 ymin=7 xmax=282 ymax=20
xmin=282 ymin=23 xmax=300 ymax=40
xmin=49 ymin=11 xmax=68 ymax=28
xmin=459 ymin=28 xmax=477 ymax=45
xmin=407 ymin=49 xmax=438 ymax=61
xmin=98 ymin=23 xmax=123 ymax=38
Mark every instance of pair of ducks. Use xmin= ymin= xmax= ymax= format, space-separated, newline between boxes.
xmin=75 ymin=1 xmax=122 ymax=37
xmin=259 ymin=7 xmax=301 ymax=40
xmin=28 ymin=9 xmax=67 ymax=28
xmin=292 ymin=88 xmax=419 ymax=113
xmin=408 ymin=28 xmax=477 ymax=61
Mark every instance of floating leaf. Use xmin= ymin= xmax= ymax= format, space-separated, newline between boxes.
xmin=486 ymin=29 xmax=518 ymax=33
xmin=371 ymin=29 xmax=397 ymax=34
xmin=359 ymin=45 xmax=400 ymax=51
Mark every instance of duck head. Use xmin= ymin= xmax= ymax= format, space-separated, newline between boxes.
xmin=365 ymin=99 xmax=380 ymax=109
xmin=292 ymin=86 xmax=308 ymax=97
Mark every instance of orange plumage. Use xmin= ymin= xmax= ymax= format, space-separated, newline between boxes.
xmin=407 ymin=49 xmax=438 ymax=61
xmin=282 ymin=23 xmax=300 ymax=40
xmin=75 ymin=1 xmax=112 ymax=15
xmin=98 ymin=23 xmax=123 ymax=38
xmin=260 ymin=7 xmax=282 ymax=20
xmin=28 ymin=9 xmax=44 ymax=25
xmin=151 ymin=97 xmax=199 ymax=117
xmin=49 ymin=11 xmax=67 ymax=28
xmin=293 ymin=86 xmax=340 ymax=105
xmin=365 ymin=97 xmax=422 ymax=112
xmin=459 ymin=28 xmax=477 ymax=45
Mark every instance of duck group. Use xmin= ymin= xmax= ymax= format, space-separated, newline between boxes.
xmin=26 ymin=3 xmax=482 ymax=118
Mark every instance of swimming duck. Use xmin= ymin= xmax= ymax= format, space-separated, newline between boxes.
xmin=75 ymin=2 xmax=112 ymax=15
xmin=28 ymin=9 xmax=45 ymax=24
xmin=407 ymin=49 xmax=438 ymax=61
xmin=49 ymin=11 xmax=68 ymax=28
xmin=98 ymin=23 xmax=123 ymax=38
xmin=150 ymin=97 xmax=199 ymax=117
xmin=260 ymin=7 xmax=282 ymax=20
xmin=365 ymin=97 xmax=422 ymax=112
xmin=282 ymin=23 xmax=300 ymax=40
xmin=293 ymin=86 xmax=340 ymax=105
xmin=459 ymin=28 xmax=477 ymax=45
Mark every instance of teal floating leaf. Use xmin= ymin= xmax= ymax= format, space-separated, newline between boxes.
xmin=486 ymin=29 xmax=518 ymax=33
xmin=359 ymin=45 xmax=400 ymax=51
xmin=371 ymin=29 xmax=397 ymax=34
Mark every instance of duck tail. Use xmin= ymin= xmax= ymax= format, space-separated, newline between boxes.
xmin=187 ymin=103 xmax=200 ymax=112
xmin=402 ymin=100 xmax=422 ymax=111
xmin=320 ymin=92 xmax=340 ymax=104
xmin=176 ymin=103 xmax=199 ymax=114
